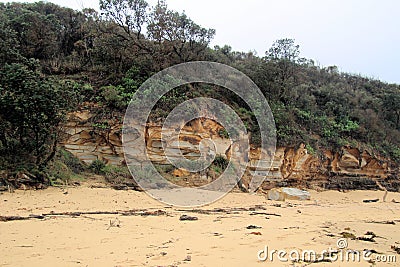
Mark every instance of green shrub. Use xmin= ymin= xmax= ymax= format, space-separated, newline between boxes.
xmin=155 ymin=164 xmax=175 ymax=174
xmin=101 ymin=165 xmax=132 ymax=184
xmin=46 ymin=149 xmax=86 ymax=185
xmin=47 ymin=161 xmax=84 ymax=185
xmin=59 ymin=149 xmax=85 ymax=173
xmin=218 ymin=128 xmax=229 ymax=139
xmin=132 ymin=165 xmax=159 ymax=183
xmin=213 ymin=155 xmax=228 ymax=170
xmin=89 ymin=159 xmax=106 ymax=174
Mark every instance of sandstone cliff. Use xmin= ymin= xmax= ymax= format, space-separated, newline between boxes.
xmin=61 ymin=108 xmax=399 ymax=191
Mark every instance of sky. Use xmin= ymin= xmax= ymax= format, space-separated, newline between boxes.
xmin=2 ymin=0 xmax=400 ymax=84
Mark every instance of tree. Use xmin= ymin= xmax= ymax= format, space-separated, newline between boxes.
xmin=0 ymin=10 xmax=23 ymax=64
xmin=262 ymin=38 xmax=305 ymax=103
xmin=0 ymin=63 xmax=75 ymax=171
xmin=100 ymin=0 xmax=215 ymax=69
xmin=266 ymin=38 xmax=301 ymax=62
xmin=2 ymin=3 xmax=60 ymax=61
xmin=383 ymin=90 xmax=400 ymax=130
xmin=100 ymin=0 xmax=149 ymax=38
xmin=147 ymin=1 xmax=215 ymax=63
xmin=1 ymin=2 xmax=94 ymax=74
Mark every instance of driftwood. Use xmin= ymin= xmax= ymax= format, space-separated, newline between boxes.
xmin=176 ymin=206 xmax=267 ymax=215
xmin=365 ymin=220 xmax=396 ymax=225
xmin=0 ymin=209 xmax=167 ymax=222
xmin=246 ymin=225 xmax=262 ymax=229
xmin=179 ymin=215 xmax=198 ymax=221
xmin=249 ymin=212 xmax=281 ymax=217
xmin=363 ymin=199 xmax=379 ymax=203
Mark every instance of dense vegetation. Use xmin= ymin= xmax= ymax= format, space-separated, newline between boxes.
xmin=1 ymin=0 xmax=399 ymax=183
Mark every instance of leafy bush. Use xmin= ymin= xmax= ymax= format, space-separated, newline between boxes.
xmin=47 ymin=150 xmax=86 ymax=185
xmin=101 ymin=165 xmax=132 ymax=184
xmin=218 ymin=128 xmax=229 ymax=139
xmin=89 ymin=159 xmax=106 ymax=174
xmin=213 ymin=155 xmax=229 ymax=170
xmin=132 ymin=165 xmax=160 ymax=184
xmin=47 ymin=161 xmax=74 ymax=185
xmin=59 ymin=149 xmax=85 ymax=173
xmin=155 ymin=164 xmax=175 ymax=174
xmin=100 ymin=85 xmax=127 ymax=110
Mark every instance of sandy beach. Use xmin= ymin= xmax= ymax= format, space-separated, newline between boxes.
xmin=1 ymin=186 xmax=399 ymax=267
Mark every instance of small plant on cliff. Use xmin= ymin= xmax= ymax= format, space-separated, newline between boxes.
xmin=210 ymin=155 xmax=229 ymax=175
xmin=218 ymin=128 xmax=229 ymax=139
xmin=213 ymin=155 xmax=229 ymax=170
xmin=92 ymin=122 xmax=110 ymax=130
xmin=305 ymin=144 xmax=316 ymax=155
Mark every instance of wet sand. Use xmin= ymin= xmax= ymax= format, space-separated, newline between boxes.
xmin=0 ymin=186 xmax=399 ymax=266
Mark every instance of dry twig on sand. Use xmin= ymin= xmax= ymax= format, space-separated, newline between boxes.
xmin=0 ymin=209 xmax=168 ymax=222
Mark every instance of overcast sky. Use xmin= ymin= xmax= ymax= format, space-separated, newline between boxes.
xmin=2 ymin=0 xmax=400 ymax=84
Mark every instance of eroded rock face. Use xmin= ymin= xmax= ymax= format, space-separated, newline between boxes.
xmin=172 ymin=168 xmax=191 ymax=177
xmin=60 ymin=108 xmax=125 ymax=165
xmin=61 ymin=109 xmax=398 ymax=190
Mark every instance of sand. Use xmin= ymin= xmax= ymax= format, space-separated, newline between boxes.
xmin=0 ymin=186 xmax=399 ymax=267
